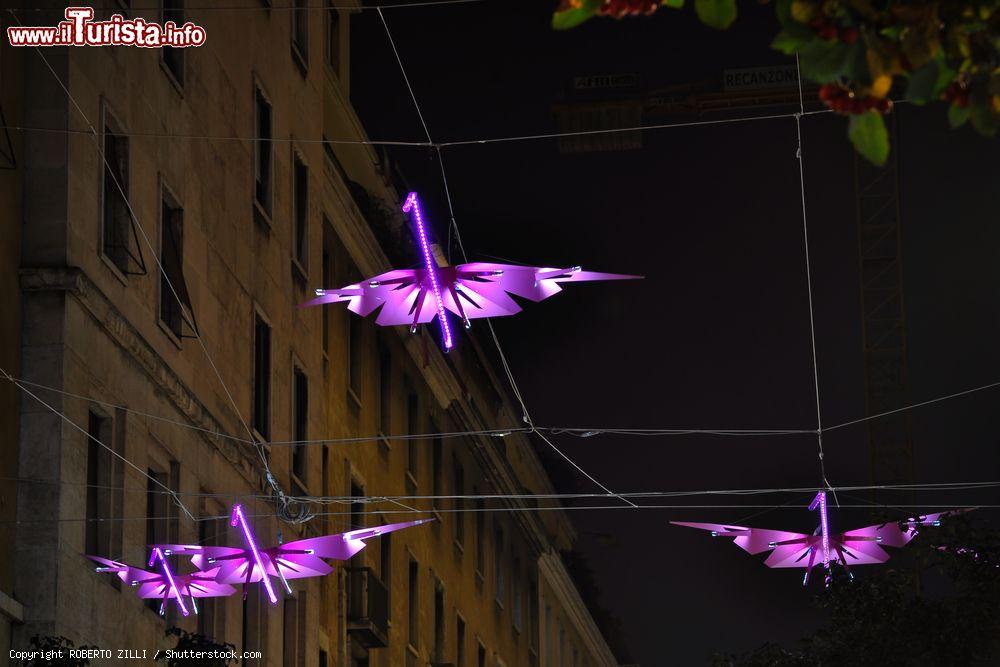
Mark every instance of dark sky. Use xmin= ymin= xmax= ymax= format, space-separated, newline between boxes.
xmin=349 ymin=3 xmax=1000 ymax=664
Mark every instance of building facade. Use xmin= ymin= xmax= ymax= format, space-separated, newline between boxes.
xmin=3 ymin=3 xmax=620 ymax=666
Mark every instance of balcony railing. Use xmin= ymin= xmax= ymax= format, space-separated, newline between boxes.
xmin=346 ymin=567 xmax=389 ymax=649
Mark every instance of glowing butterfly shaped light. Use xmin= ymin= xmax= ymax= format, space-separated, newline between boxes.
xmin=156 ymin=509 xmax=433 ymax=604
xmin=671 ymin=499 xmax=965 ymax=586
xmin=299 ymin=191 xmax=641 ymax=351
xmin=87 ymin=554 xmax=235 ymax=615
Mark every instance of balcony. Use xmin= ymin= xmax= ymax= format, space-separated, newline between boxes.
xmin=347 ymin=567 xmax=389 ymax=649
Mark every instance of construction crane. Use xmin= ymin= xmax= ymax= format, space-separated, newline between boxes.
xmin=553 ymin=67 xmax=913 ymax=488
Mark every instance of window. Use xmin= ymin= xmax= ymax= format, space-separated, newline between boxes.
xmin=283 ymin=593 xmax=306 ymax=667
xmin=291 ymin=366 xmax=308 ymax=490
xmin=494 ymin=528 xmax=504 ymax=607
xmin=350 ymin=481 xmax=365 ymax=563
xmin=478 ymin=642 xmax=487 ymax=667
xmin=559 ymin=624 xmax=566 ymax=667
xmin=433 ymin=580 xmax=445 ymax=664
xmin=253 ymin=313 xmax=272 ymax=439
xmin=377 ymin=345 xmax=391 ymax=438
xmin=431 ymin=430 xmax=442 ymax=500
xmin=529 ymin=582 xmax=539 ymax=656
xmin=347 ymin=313 xmax=363 ymax=402
xmin=512 ymin=556 xmax=522 ymax=631
xmin=321 ymin=220 xmax=335 ymax=356
xmin=544 ymin=605 xmax=552 ymax=667
xmin=254 ymin=85 xmax=273 ymax=216
xmin=456 ymin=615 xmax=466 ymax=667
xmin=325 ymin=2 xmax=340 ymax=74
xmin=452 ymin=458 xmax=465 ymax=548
xmin=145 ymin=462 xmax=179 ymax=619
xmin=379 ymin=529 xmax=392 ymax=616
xmin=198 ymin=499 xmax=227 ymax=642
xmin=85 ymin=411 xmax=123 ymax=582
xmin=159 ymin=187 xmax=192 ymax=339
xmin=475 ymin=495 xmax=486 ymax=576
xmin=321 ymin=446 xmax=329 ymax=533
xmin=243 ymin=585 xmax=268 ymax=663
xmin=319 ymin=649 xmax=328 ymax=667
xmin=407 ymin=557 xmax=419 ymax=651
xmin=160 ymin=0 xmax=184 ymax=86
xmin=406 ymin=390 xmax=418 ymax=485
xmin=291 ymin=0 xmax=308 ymax=68
xmin=292 ymin=152 xmax=308 ymax=272
xmin=100 ymin=108 xmax=139 ymax=275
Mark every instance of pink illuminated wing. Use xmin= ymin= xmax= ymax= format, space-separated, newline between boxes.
xmin=764 ymin=542 xmax=814 ymax=568
xmin=209 ymin=553 xmax=332 ymax=585
xmin=283 ymin=518 xmax=435 ymax=562
xmin=833 ymin=538 xmax=891 ymax=565
xmin=152 ymin=544 xmax=247 ymax=572
xmin=454 ymin=263 xmax=641 ymax=310
xmin=297 ymin=270 xmax=423 ymax=319
xmin=135 ymin=569 xmax=236 ymax=599
xmin=670 ymin=521 xmax=806 ymax=555
xmin=86 ymin=555 xmax=160 ymax=586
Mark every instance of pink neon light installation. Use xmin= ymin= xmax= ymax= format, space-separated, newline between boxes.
xmin=672 ymin=504 xmax=969 ymax=586
xmin=808 ymin=491 xmax=831 ymax=569
xmin=298 ymin=192 xmax=641 ymax=351
xmin=87 ymin=555 xmax=236 ymax=609
xmin=402 ymin=191 xmax=453 ymax=350
xmin=149 ymin=546 xmax=190 ymax=616
xmin=231 ymin=503 xmax=278 ymax=605
xmin=155 ymin=514 xmax=433 ymax=594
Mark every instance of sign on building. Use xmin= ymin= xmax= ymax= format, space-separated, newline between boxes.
xmin=722 ymin=65 xmax=800 ymax=92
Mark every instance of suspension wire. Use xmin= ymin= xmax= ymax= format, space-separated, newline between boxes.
xmin=4 ymin=374 xmax=252 ymax=443
xmin=2 ymin=473 xmax=996 ymax=503
xmin=7 ymin=10 xmax=305 ymax=524
xmin=8 ymin=371 xmax=1000 ymax=446
xmin=0 ymin=502 xmax=991 ymax=527
xmin=376 ymin=8 xmax=638 ymax=510
xmin=824 ymin=379 xmax=1000 ymax=432
xmin=793 ymin=53 xmax=836 ymax=505
xmin=0 ymin=366 xmax=195 ymax=522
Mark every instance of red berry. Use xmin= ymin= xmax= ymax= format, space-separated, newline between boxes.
xmin=818 ymin=25 xmax=838 ymax=40
xmin=840 ymin=27 xmax=858 ymax=44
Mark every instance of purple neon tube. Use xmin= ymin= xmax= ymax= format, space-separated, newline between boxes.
xmin=148 ymin=547 xmax=189 ymax=616
xmin=231 ymin=504 xmax=278 ymax=604
xmin=402 ymin=192 xmax=454 ymax=350
xmin=809 ymin=491 xmax=831 ymax=568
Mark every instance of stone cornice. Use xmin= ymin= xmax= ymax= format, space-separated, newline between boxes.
xmin=19 ymin=266 xmax=262 ymax=490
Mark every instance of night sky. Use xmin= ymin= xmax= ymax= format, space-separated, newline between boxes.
xmin=348 ymin=3 xmax=1000 ymax=664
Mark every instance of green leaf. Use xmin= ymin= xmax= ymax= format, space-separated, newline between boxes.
xmin=906 ymin=56 xmax=955 ymax=105
xmin=552 ymin=0 xmax=603 ymax=30
xmin=879 ymin=25 xmax=904 ymax=41
xmin=775 ymin=0 xmax=793 ymax=27
xmin=662 ymin=0 xmax=685 ymax=7
xmin=797 ymin=38 xmax=852 ymax=83
xmin=948 ymin=103 xmax=970 ymax=128
xmin=771 ymin=25 xmax=814 ymax=55
xmin=848 ymin=111 xmax=890 ymax=166
xmin=969 ymin=100 xmax=998 ymax=137
xmin=842 ymin=41 xmax=870 ymax=86
xmin=694 ymin=0 xmax=737 ymax=29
